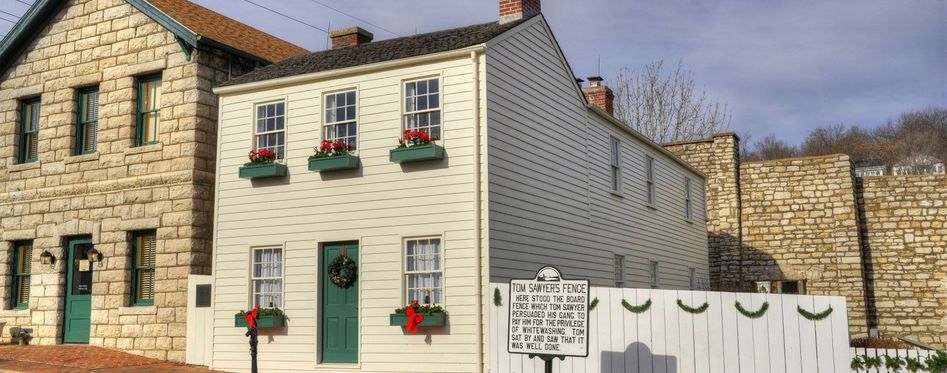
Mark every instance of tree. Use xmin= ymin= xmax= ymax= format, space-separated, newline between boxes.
xmin=744 ymin=134 xmax=798 ymax=161
xmin=613 ymin=60 xmax=732 ymax=143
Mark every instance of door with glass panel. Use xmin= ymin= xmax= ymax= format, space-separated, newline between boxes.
xmin=63 ymin=237 xmax=93 ymax=344
xmin=321 ymin=242 xmax=358 ymax=363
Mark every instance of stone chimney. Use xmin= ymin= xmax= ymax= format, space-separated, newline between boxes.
xmin=583 ymin=76 xmax=614 ymax=115
xmin=499 ymin=0 xmax=541 ymax=24
xmin=329 ymin=27 xmax=374 ymax=49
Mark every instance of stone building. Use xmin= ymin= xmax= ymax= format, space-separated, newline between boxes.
xmin=665 ymin=133 xmax=947 ymax=349
xmin=0 ymin=0 xmax=305 ymax=361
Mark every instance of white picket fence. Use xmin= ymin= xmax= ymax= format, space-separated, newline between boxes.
xmin=489 ymin=283 xmax=851 ymax=373
xmin=850 ymin=348 xmax=942 ymax=373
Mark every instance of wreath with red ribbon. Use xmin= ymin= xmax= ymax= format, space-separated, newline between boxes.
xmin=328 ymin=254 xmax=357 ymax=288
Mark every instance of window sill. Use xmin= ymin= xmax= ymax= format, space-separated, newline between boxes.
xmin=685 ymin=219 xmax=694 ymax=224
xmin=125 ymin=143 xmax=163 ymax=155
xmin=610 ymin=191 xmax=624 ymax=198
xmin=645 ymin=204 xmax=658 ymax=211
xmin=64 ymin=153 xmax=99 ymax=164
xmin=6 ymin=162 xmax=40 ymax=172
xmin=118 ymin=305 xmax=157 ymax=315
xmin=0 ymin=308 xmax=30 ymax=317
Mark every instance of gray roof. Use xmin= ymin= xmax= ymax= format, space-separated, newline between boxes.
xmin=221 ymin=17 xmax=531 ymax=87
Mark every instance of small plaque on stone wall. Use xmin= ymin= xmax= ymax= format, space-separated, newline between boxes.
xmin=196 ymin=284 xmax=212 ymax=307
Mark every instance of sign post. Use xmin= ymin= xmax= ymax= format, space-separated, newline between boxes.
xmin=508 ymin=266 xmax=590 ymax=372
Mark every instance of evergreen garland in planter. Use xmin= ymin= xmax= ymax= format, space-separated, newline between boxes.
xmin=734 ymin=301 xmax=769 ymax=319
xmin=797 ymin=305 xmax=833 ymax=321
xmin=621 ymin=299 xmax=652 ymax=314
xmin=588 ymin=298 xmax=599 ymax=311
xmin=493 ymin=287 xmax=502 ymax=306
xmin=676 ymin=299 xmax=709 ymax=314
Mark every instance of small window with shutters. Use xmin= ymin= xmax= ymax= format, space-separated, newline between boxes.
xmin=131 ymin=231 xmax=156 ymax=306
xmin=18 ymin=98 xmax=40 ymax=163
xmin=76 ymin=87 xmax=99 ymax=154
xmin=11 ymin=241 xmax=32 ymax=309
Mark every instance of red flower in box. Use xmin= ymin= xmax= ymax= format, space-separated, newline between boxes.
xmin=312 ymin=139 xmax=352 ymax=159
xmin=398 ymin=130 xmax=437 ymax=148
xmin=246 ymin=149 xmax=277 ymax=166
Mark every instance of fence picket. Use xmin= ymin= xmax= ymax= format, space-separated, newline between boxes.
xmin=830 ymin=297 xmax=850 ymax=373
xmin=623 ymin=288 xmax=639 ymax=373
xmin=813 ymin=296 xmax=834 ymax=373
xmin=691 ymin=291 xmax=711 ymax=373
xmin=719 ymin=291 xmax=741 ymax=373
xmin=705 ymin=291 xmax=726 ymax=373
xmin=635 ymin=289 xmax=654 ymax=373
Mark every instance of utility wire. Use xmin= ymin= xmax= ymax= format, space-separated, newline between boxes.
xmin=305 ymin=0 xmax=401 ymax=37
xmin=240 ymin=0 xmax=327 ymax=34
xmin=0 ymin=16 xmax=17 ymax=24
xmin=13 ymin=0 xmax=32 ymax=6
xmin=0 ymin=10 xmax=22 ymax=19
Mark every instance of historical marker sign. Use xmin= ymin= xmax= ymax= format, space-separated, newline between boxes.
xmin=508 ymin=266 xmax=590 ymax=358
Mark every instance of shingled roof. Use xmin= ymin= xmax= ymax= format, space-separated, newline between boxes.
xmin=221 ymin=16 xmax=532 ymax=87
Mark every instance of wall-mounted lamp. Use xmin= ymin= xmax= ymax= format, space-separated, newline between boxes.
xmin=40 ymin=250 xmax=55 ymax=268
xmin=86 ymin=247 xmax=104 ymax=268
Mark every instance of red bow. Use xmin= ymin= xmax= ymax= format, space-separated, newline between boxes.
xmin=404 ymin=300 xmax=424 ymax=334
xmin=244 ymin=307 xmax=259 ymax=329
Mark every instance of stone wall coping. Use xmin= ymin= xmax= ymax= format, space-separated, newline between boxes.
xmin=118 ymin=306 xmax=157 ymax=315
xmin=0 ymin=309 xmax=30 ymax=318
xmin=5 ymin=162 xmax=41 ymax=173
xmin=742 ymin=153 xmax=850 ymax=166
xmin=124 ymin=143 xmax=164 ymax=156
xmin=63 ymin=153 xmax=101 ymax=165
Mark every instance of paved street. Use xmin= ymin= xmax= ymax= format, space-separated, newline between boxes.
xmin=0 ymin=346 xmax=223 ymax=373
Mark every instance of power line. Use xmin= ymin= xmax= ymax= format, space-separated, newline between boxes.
xmin=240 ymin=0 xmax=327 ymax=34
xmin=0 ymin=16 xmax=17 ymax=24
xmin=0 ymin=10 xmax=22 ymax=18
xmin=13 ymin=0 xmax=33 ymax=6
xmin=305 ymin=0 xmax=401 ymax=37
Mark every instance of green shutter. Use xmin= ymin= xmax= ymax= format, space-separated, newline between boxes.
xmin=11 ymin=242 xmax=31 ymax=309
xmin=131 ymin=231 xmax=156 ymax=306
xmin=76 ymin=87 xmax=99 ymax=154
xmin=135 ymin=74 xmax=162 ymax=146
xmin=18 ymin=99 xmax=40 ymax=163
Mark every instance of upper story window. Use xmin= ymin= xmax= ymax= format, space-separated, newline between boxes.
xmin=11 ymin=241 xmax=32 ymax=309
xmin=609 ymin=137 xmax=621 ymax=193
xmin=18 ymin=98 xmax=40 ymax=164
xmin=252 ymin=247 xmax=283 ymax=308
xmin=404 ymin=78 xmax=441 ymax=140
xmin=613 ymin=254 xmax=624 ymax=287
xmin=645 ymin=156 xmax=656 ymax=206
xmin=684 ymin=177 xmax=692 ymax=221
xmin=255 ymin=102 xmax=286 ymax=160
xmin=405 ymin=238 xmax=443 ymax=305
xmin=325 ymin=91 xmax=357 ymax=150
xmin=76 ymin=87 xmax=99 ymax=155
xmin=649 ymin=260 xmax=660 ymax=288
xmin=131 ymin=231 xmax=156 ymax=306
xmin=136 ymin=74 xmax=162 ymax=146
xmin=688 ymin=268 xmax=697 ymax=290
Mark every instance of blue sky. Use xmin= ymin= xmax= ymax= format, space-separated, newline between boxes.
xmin=1 ymin=0 xmax=944 ymax=144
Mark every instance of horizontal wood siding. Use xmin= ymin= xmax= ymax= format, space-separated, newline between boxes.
xmin=212 ymin=56 xmax=486 ymax=372
xmin=484 ymin=18 xmax=708 ymax=289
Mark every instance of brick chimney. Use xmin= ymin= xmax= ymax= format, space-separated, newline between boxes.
xmin=583 ymin=76 xmax=614 ymax=115
xmin=499 ymin=0 xmax=541 ymax=24
xmin=329 ymin=27 xmax=374 ymax=49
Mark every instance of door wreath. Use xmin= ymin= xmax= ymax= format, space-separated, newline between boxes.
xmin=328 ymin=254 xmax=357 ymax=288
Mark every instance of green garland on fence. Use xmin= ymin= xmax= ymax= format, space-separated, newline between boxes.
xmin=734 ymin=301 xmax=769 ymax=319
xmin=589 ymin=298 xmax=599 ymax=311
xmin=493 ymin=287 xmax=502 ymax=306
xmin=676 ymin=299 xmax=709 ymax=314
xmin=797 ymin=305 xmax=833 ymax=321
xmin=621 ymin=299 xmax=652 ymax=314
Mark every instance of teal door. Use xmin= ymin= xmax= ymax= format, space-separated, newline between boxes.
xmin=63 ymin=237 xmax=93 ymax=344
xmin=321 ymin=242 xmax=358 ymax=363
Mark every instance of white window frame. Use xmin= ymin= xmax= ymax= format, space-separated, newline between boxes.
xmin=403 ymin=237 xmax=445 ymax=306
xmin=253 ymin=101 xmax=287 ymax=161
xmin=688 ymin=268 xmax=697 ymax=290
xmin=323 ymin=89 xmax=358 ymax=151
xmin=609 ymin=136 xmax=621 ymax=193
xmin=684 ymin=177 xmax=693 ymax=221
xmin=613 ymin=254 xmax=624 ymax=287
xmin=645 ymin=156 xmax=656 ymax=206
xmin=250 ymin=246 xmax=284 ymax=308
xmin=402 ymin=77 xmax=442 ymax=140
xmin=649 ymin=261 xmax=660 ymax=288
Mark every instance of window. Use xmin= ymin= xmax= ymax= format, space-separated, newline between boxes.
xmin=136 ymin=74 xmax=161 ymax=145
xmin=613 ymin=254 xmax=624 ymax=287
xmin=76 ymin=87 xmax=99 ymax=154
xmin=254 ymin=102 xmax=286 ymax=160
xmin=251 ymin=247 xmax=283 ymax=308
xmin=688 ymin=268 xmax=697 ymax=290
xmin=645 ymin=156 xmax=656 ymax=206
xmin=779 ymin=280 xmax=806 ymax=294
xmin=11 ymin=242 xmax=32 ymax=309
xmin=404 ymin=78 xmax=441 ymax=140
xmin=324 ymin=91 xmax=357 ymax=150
xmin=18 ymin=98 xmax=40 ymax=163
xmin=649 ymin=261 xmax=659 ymax=288
xmin=405 ymin=238 xmax=443 ymax=305
xmin=684 ymin=177 xmax=692 ymax=221
xmin=609 ymin=137 xmax=621 ymax=193
xmin=131 ymin=231 xmax=156 ymax=306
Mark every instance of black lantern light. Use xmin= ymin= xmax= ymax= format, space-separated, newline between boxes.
xmin=86 ymin=247 xmax=103 ymax=267
xmin=40 ymin=250 xmax=54 ymax=267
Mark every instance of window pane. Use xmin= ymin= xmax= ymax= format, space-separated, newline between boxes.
xmin=143 ymin=112 xmax=159 ymax=143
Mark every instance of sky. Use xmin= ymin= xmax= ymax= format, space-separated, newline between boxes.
xmin=1 ymin=0 xmax=944 ymax=145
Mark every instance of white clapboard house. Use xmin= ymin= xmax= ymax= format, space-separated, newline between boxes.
xmin=203 ymin=0 xmax=708 ymax=371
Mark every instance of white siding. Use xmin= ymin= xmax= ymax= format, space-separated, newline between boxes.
xmin=484 ymin=17 xmax=708 ymax=288
xmin=212 ymin=55 xmax=487 ymax=372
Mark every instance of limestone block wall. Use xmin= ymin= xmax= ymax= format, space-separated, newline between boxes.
xmin=0 ymin=0 xmax=252 ymax=361
xmin=857 ymin=175 xmax=947 ymax=348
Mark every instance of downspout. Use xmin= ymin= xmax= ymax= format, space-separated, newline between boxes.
xmin=470 ymin=50 xmax=485 ymax=373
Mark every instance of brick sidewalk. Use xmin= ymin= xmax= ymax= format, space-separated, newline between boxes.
xmin=0 ymin=345 xmax=225 ymax=373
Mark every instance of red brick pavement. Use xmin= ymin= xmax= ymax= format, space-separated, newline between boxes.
xmin=0 ymin=345 xmax=226 ymax=373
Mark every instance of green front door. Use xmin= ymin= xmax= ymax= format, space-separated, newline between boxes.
xmin=321 ymin=242 xmax=358 ymax=363
xmin=63 ymin=237 xmax=93 ymax=344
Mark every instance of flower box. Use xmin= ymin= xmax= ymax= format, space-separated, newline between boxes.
xmin=389 ymin=144 xmax=444 ymax=164
xmin=234 ymin=314 xmax=286 ymax=328
xmin=239 ymin=163 xmax=287 ymax=179
xmin=388 ymin=312 xmax=447 ymax=327
xmin=308 ymin=154 xmax=360 ymax=172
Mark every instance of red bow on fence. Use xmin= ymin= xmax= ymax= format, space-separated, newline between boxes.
xmin=404 ymin=300 xmax=424 ymax=334
xmin=244 ymin=307 xmax=259 ymax=329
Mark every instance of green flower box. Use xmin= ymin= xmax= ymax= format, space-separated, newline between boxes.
xmin=234 ymin=314 xmax=286 ymax=328
xmin=308 ymin=154 xmax=360 ymax=172
xmin=389 ymin=144 xmax=444 ymax=164
xmin=388 ymin=312 xmax=447 ymax=327
xmin=239 ymin=163 xmax=287 ymax=179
